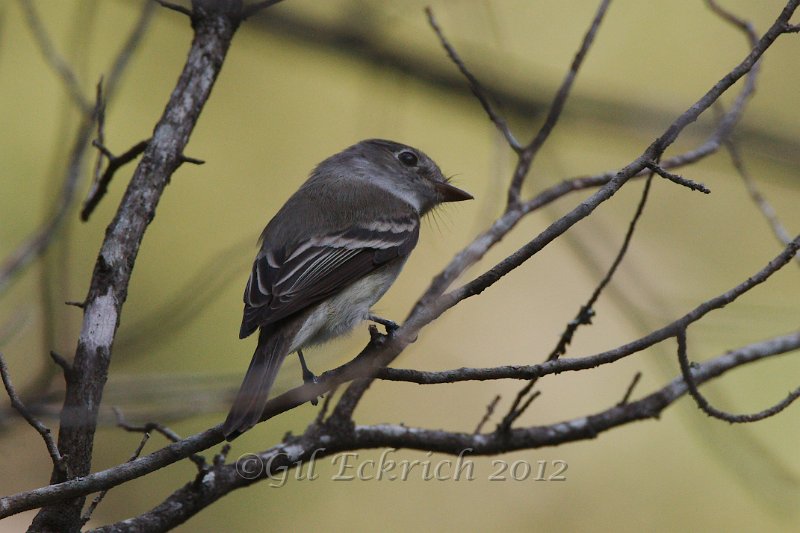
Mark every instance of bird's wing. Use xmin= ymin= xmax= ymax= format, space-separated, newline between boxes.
xmin=239 ymin=216 xmax=419 ymax=338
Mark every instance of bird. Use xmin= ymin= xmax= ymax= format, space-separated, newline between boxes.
xmin=222 ymin=139 xmax=472 ymax=440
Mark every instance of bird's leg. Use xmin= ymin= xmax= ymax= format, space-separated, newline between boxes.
xmin=297 ymin=349 xmax=319 ymax=406
xmin=368 ymin=314 xmax=399 ymax=335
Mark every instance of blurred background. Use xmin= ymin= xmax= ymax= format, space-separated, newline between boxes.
xmin=1 ymin=0 xmax=799 ymax=531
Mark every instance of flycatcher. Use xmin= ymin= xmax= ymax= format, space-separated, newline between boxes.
xmin=223 ymin=139 xmax=472 ymax=440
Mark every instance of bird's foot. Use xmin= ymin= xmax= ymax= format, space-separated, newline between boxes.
xmin=368 ymin=314 xmax=399 ymax=336
xmin=297 ymin=349 xmax=321 ymax=406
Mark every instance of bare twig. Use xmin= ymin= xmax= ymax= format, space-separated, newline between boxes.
xmin=725 ymin=139 xmax=798 ymax=262
xmin=113 ymin=407 xmax=206 ymax=470
xmin=0 ymin=352 xmax=66 ymax=475
xmin=3 ymin=332 xmax=799 ymax=521
xmin=425 ymin=7 xmax=521 ymax=151
xmin=30 ymin=3 xmax=244 ymax=529
xmin=676 ymin=329 xmax=800 ymax=423
xmin=154 ymin=0 xmax=193 ymax=17
xmin=405 ymin=0 xmax=789 ymax=342
xmin=499 ymin=171 xmax=654 ymax=430
xmin=314 ymin=385 xmax=337 ymax=425
xmin=617 ymin=371 xmax=643 ymax=406
xmin=507 ymin=0 xmax=612 ymax=207
xmin=79 ymin=429 xmax=151 ymax=527
xmin=49 ymin=351 xmax=72 ymax=375
xmin=473 ymin=394 xmax=501 ymax=434
xmin=81 ymin=139 xmax=150 ymax=221
xmin=645 ymin=162 xmax=711 ymax=193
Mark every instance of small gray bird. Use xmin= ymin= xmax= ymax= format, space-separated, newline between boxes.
xmin=222 ymin=139 xmax=472 ymax=439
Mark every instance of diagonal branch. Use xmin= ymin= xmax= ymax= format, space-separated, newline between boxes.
xmin=29 ymin=2 xmax=245 ymax=530
xmin=17 ymin=0 xmax=93 ymax=114
xmin=507 ymin=0 xmax=612 ymax=207
xmin=425 ymin=7 xmax=521 ymax=151
xmin=0 ymin=352 xmax=66 ymax=476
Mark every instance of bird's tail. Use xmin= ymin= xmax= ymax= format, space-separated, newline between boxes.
xmin=223 ymin=329 xmax=289 ymax=440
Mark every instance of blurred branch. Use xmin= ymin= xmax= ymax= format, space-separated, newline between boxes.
xmin=17 ymin=0 xmax=93 ymax=114
xmin=1 ymin=0 xmax=156 ymax=294
xmin=0 ymin=109 xmax=97 ymax=296
xmin=105 ymin=0 xmax=157 ymax=100
xmin=246 ymin=1 xmax=800 ymax=169
xmin=725 ymin=139 xmax=799 ymax=264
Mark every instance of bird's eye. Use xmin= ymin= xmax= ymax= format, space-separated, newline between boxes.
xmin=397 ymin=150 xmax=418 ymax=167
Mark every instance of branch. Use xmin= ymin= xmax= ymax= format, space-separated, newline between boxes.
xmin=2 ymin=327 xmax=798 ymax=520
xmin=1 ymin=0 xmax=156 ymax=294
xmin=92 ymin=331 xmax=799 ymax=530
xmin=0 ymin=111 xmax=96 ymax=295
xmin=498 ymin=171 xmax=655 ymax=429
xmin=507 ymin=0 xmax=612 ymax=207
xmin=724 ymin=139 xmax=798 ymax=263
xmin=644 ymin=162 xmax=711 ymax=193
xmin=676 ymin=329 xmax=800 ymax=423
xmin=425 ymin=7 xmax=521 ymax=151
xmin=435 ymin=0 xmax=797 ymax=321
xmin=81 ymin=139 xmax=150 ymax=221
xmin=0 ymin=353 xmax=65 ymax=476
xmin=29 ymin=2 xmax=244 ymax=530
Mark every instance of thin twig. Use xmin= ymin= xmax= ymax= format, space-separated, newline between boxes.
xmin=154 ymin=0 xmax=193 ymax=17
xmin=12 ymin=326 xmax=800 ymax=526
xmin=113 ymin=407 xmax=207 ymax=470
xmin=676 ymin=329 xmax=800 ymax=422
xmin=473 ymin=394 xmax=501 ymax=434
xmin=81 ymin=139 xmax=150 ymax=221
xmin=724 ymin=139 xmax=798 ymax=263
xmin=3 ymin=328 xmax=800 ymax=520
xmin=425 ymin=7 xmax=521 ymax=151
xmin=0 ymin=352 xmax=66 ymax=475
xmin=0 ymin=108 xmax=97 ymax=295
xmin=105 ymin=0 xmax=157 ymax=100
xmin=507 ymin=0 xmax=613 ymax=207
xmin=315 ymin=384 xmax=338 ymax=425
xmin=617 ymin=371 xmax=642 ymax=406
xmin=645 ymin=162 xmax=711 ymax=193
xmin=49 ymin=351 xmax=72 ymax=375
xmin=79 ymin=430 xmax=151 ymax=527
xmin=500 ymin=172 xmax=655 ymax=431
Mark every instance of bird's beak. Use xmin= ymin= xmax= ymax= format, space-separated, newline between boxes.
xmin=435 ymin=181 xmax=473 ymax=202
